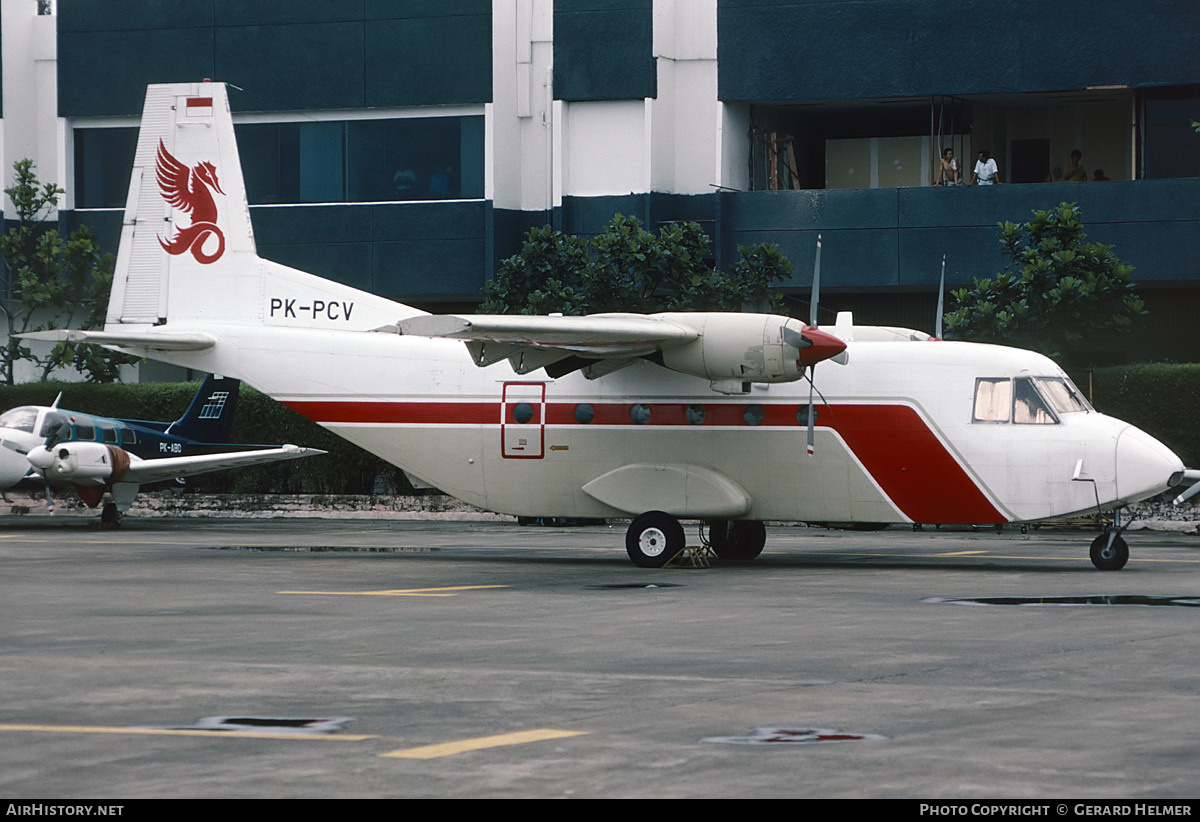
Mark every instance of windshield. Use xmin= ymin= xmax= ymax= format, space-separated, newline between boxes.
xmin=1036 ymin=377 xmax=1092 ymax=414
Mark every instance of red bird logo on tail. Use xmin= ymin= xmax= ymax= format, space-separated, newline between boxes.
xmin=156 ymin=139 xmax=226 ymax=264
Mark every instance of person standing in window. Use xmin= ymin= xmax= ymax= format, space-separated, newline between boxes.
xmin=933 ymin=147 xmax=960 ymax=186
xmin=970 ymin=150 xmax=1001 ymax=185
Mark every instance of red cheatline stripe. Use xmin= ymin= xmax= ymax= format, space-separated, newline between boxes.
xmin=281 ymin=399 xmax=1004 ymax=524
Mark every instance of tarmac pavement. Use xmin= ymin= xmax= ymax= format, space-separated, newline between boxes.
xmin=2 ymin=516 xmax=1199 ymax=799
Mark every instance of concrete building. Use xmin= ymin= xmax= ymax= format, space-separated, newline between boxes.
xmin=3 ymin=0 xmax=1199 ymax=376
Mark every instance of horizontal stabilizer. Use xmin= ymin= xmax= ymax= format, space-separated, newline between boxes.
xmin=20 ymin=328 xmax=216 ymax=351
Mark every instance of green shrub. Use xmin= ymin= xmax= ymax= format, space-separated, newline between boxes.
xmin=1073 ymin=363 xmax=1200 ymax=466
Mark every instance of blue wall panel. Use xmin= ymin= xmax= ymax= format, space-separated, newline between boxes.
xmin=553 ymin=179 xmax=1200 ymax=294
xmin=554 ymin=0 xmax=655 ymax=101
xmin=215 ymin=23 xmax=366 ymax=111
xmin=57 ymin=0 xmax=491 ymax=116
xmin=718 ymin=0 xmax=1200 ymax=102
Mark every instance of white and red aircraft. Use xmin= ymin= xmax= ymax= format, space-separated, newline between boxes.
xmin=30 ymin=82 xmax=1191 ymax=569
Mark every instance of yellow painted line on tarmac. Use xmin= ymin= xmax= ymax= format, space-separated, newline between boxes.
xmin=0 ymin=723 xmax=375 ymax=741
xmin=382 ymin=728 xmax=589 ymax=760
xmin=277 ymin=584 xmax=509 ymax=597
xmin=932 ymin=550 xmax=990 ymax=556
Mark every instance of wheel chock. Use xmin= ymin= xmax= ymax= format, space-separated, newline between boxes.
xmin=665 ymin=545 xmax=711 ymax=568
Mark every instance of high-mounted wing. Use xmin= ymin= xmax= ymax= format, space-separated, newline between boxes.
xmin=391 ymin=311 xmax=847 ymax=392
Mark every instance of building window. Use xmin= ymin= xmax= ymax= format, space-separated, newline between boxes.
xmin=73 ymin=114 xmax=485 ymax=209
xmin=74 ymin=128 xmax=139 ymax=209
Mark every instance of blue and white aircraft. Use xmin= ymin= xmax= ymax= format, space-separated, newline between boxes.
xmin=0 ymin=374 xmax=322 ymax=524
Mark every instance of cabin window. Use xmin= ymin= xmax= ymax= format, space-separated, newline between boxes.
xmin=972 ymin=378 xmax=1012 ymax=423
xmin=119 ymin=426 xmax=138 ymax=446
xmin=574 ymin=404 xmax=594 ymax=424
xmin=630 ymin=404 xmax=651 ymax=425
xmin=743 ymin=405 xmax=764 ymax=426
xmin=686 ymin=405 xmax=706 ymax=425
xmin=97 ymin=420 xmax=119 ymax=444
xmin=1013 ymin=378 xmax=1057 ymax=424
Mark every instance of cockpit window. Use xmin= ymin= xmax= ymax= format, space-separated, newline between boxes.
xmin=973 ymin=377 xmax=1063 ymax=425
xmin=1013 ymin=377 xmax=1056 ymax=424
xmin=39 ymin=411 xmax=68 ymax=439
xmin=0 ymin=407 xmax=39 ymax=433
xmin=1036 ymin=377 xmax=1091 ymax=414
xmin=972 ymin=378 xmax=1012 ymax=423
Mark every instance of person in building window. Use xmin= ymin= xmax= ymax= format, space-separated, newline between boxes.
xmin=1062 ymin=149 xmax=1088 ymax=182
xmin=969 ymin=150 xmax=1001 ymax=185
xmin=933 ymin=147 xmax=960 ymax=186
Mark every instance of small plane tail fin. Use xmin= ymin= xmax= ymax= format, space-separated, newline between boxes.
xmin=106 ymin=81 xmax=413 ymax=335
xmin=167 ymin=374 xmax=241 ymax=443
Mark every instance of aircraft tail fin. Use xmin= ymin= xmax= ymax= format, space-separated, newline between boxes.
xmin=106 ymin=81 xmax=412 ymax=335
xmin=166 ymin=374 xmax=241 ymax=443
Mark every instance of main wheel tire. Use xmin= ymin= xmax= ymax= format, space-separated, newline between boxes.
xmin=707 ymin=520 xmax=766 ymax=561
xmin=99 ymin=502 xmax=122 ymax=529
xmin=1090 ymin=533 xmax=1129 ymax=571
xmin=626 ymin=511 xmax=685 ymax=568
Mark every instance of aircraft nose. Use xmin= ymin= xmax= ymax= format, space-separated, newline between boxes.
xmin=798 ymin=325 xmax=848 ymax=368
xmin=1115 ymin=426 xmax=1183 ymax=503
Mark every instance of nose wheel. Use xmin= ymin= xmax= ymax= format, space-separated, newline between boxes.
xmin=1090 ymin=532 xmax=1129 ymax=571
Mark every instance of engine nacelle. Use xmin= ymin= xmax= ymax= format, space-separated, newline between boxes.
xmin=27 ymin=441 xmax=132 ymax=486
xmin=657 ymin=313 xmax=845 ymax=386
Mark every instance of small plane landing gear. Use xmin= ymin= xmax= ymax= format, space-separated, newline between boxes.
xmin=625 ymin=511 xmax=685 ymax=568
xmin=1090 ymin=532 xmax=1129 ymax=571
xmin=705 ymin=520 xmax=766 ymax=561
xmin=98 ymin=502 xmax=122 ymax=529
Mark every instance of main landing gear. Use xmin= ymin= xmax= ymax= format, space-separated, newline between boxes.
xmin=624 ymin=512 xmax=767 ymax=567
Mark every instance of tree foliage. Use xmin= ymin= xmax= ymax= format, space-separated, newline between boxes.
xmin=480 ymin=215 xmax=793 ymax=315
xmin=943 ymin=202 xmax=1145 ymax=361
xmin=0 ymin=159 xmax=138 ymax=383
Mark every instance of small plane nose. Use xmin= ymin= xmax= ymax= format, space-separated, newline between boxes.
xmin=27 ymin=445 xmax=55 ymax=471
xmin=798 ymin=325 xmax=848 ymax=367
xmin=1115 ymin=426 xmax=1184 ymax=503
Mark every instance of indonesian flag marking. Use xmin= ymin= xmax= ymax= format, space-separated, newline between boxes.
xmin=185 ymin=97 xmax=213 ymax=117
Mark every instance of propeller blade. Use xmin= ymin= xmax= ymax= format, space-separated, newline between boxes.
xmin=810 ymin=235 xmax=822 ymax=328
xmin=935 ymin=255 xmax=946 ymax=340
xmin=1173 ymin=480 xmax=1200 ymax=505
xmin=806 ymin=371 xmax=816 ymax=456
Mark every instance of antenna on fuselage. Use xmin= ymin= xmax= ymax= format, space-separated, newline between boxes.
xmin=805 ymin=236 xmax=822 ymax=456
xmin=935 ymin=255 xmax=946 ymax=340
